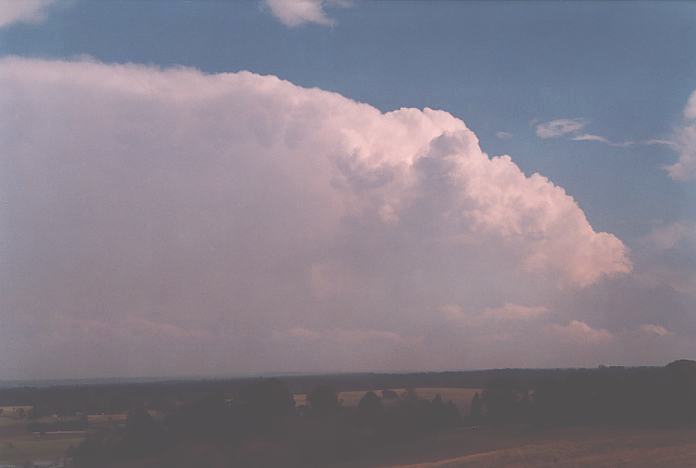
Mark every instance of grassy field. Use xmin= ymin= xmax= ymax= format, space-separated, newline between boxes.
xmin=0 ymin=412 xmax=106 ymax=465
xmin=0 ymin=413 xmax=83 ymax=464
xmin=0 ymin=433 xmax=82 ymax=465
xmin=0 ymin=410 xmax=140 ymax=464
xmin=0 ymin=417 xmax=21 ymax=430
xmin=88 ymin=413 xmax=128 ymax=426
xmin=0 ymin=407 xmax=32 ymax=424
xmin=6 ymin=392 xmax=693 ymax=467
xmin=334 ymin=426 xmax=696 ymax=468
xmin=294 ymin=387 xmax=480 ymax=415
xmin=0 ymin=406 xmax=33 ymax=413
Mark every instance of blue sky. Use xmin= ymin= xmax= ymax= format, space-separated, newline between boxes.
xmin=1 ymin=1 xmax=695 ymax=377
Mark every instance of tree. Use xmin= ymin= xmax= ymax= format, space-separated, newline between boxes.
xmin=481 ymin=378 xmax=526 ymax=423
xmin=125 ymin=408 xmax=157 ymax=439
xmin=237 ymin=378 xmax=295 ymax=432
xmin=123 ymin=407 xmax=164 ymax=457
xmin=167 ymin=393 xmax=232 ymax=441
xmin=308 ymin=385 xmax=341 ymax=418
xmin=470 ymin=392 xmax=482 ymax=421
xmin=357 ymin=391 xmax=383 ymax=424
xmin=402 ymin=387 xmax=418 ymax=401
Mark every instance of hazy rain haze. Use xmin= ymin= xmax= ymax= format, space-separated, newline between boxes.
xmin=1 ymin=0 xmax=696 ymax=380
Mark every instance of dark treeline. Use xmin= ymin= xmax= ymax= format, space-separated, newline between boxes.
xmin=0 ymin=369 xmax=540 ymax=417
xmin=0 ymin=367 xmax=629 ymax=416
xmin=478 ymin=360 xmax=696 ymax=426
xmin=71 ymin=381 xmax=460 ymax=467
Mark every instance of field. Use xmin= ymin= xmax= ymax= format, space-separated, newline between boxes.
xmin=0 ymin=388 xmax=478 ymax=465
xmin=294 ymin=387 xmax=480 ymax=415
xmin=87 ymin=413 xmax=128 ymax=426
xmin=0 ymin=414 xmax=27 ymax=435
xmin=335 ymin=426 xmax=696 ymax=468
xmin=5 ymin=386 xmax=695 ymax=467
xmin=0 ymin=407 xmax=32 ymax=419
xmin=0 ymin=412 xmax=89 ymax=466
xmin=0 ymin=433 xmax=82 ymax=465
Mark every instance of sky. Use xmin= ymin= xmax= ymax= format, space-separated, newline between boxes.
xmin=1 ymin=0 xmax=695 ymax=379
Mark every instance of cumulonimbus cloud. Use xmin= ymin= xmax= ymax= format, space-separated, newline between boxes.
xmin=0 ymin=57 xmax=630 ymax=285
xmin=0 ymin=57 xmax=632 ymax=376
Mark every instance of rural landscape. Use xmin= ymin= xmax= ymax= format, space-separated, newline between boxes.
xmin=1 ymin=360 xmax=696 ymax=466
xmin=2 ymin=1 xmax=696 ymax=466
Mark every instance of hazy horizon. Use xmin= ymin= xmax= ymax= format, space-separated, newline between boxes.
xmin=1 ymin=362 xmax=673 ymax=386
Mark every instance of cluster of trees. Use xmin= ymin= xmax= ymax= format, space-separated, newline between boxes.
xmin=476 ymin=360 xmax=696 ymax=427
xmin=71 ymin=380 xmax=460 ymax=467
xmin=0 ymin=368 xmax=546 ymax=418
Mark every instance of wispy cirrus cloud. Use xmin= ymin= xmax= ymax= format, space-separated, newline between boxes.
xmin=571 ymin=133 xmax=633 ymax=147
xmin=644 ymin=139 xmax=677 ymax=148
xmin=535 ymin=117 xmax=679 ymax=154
xmin=642 ymin=221 xmax=696 ymax=251
xmin=535 ymin=118 xmax=587 ymax=139
xmin=0 ymin=0 xmax=56 ymax=28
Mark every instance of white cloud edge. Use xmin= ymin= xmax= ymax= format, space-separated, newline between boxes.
xmin=263 ymin=0 xmax=349 ymax=27
xmin=664 ymin=89 xmax=696 ymax=181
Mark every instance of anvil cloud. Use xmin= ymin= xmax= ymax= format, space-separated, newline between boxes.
xmin=0 ymin=58 xmax=631 ymax=377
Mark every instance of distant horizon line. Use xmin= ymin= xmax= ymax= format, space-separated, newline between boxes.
xmin=0 ymin=363 xmax=674 ymax=388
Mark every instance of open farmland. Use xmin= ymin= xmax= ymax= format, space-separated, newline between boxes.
xmin=0 ymin=418 xmax=21 ymax=431
xmin=87 ymin=413 xmax=128 ymax=427
xmin=0 ymin=414 xmax=27 ymax=436
xmin=0 ymin=407 xmax=32 ymax=422
xmin=334 ymin=426 xmax=696 ymax=468
xmin=0 ymin=432 xmax=82 ymax=465
xmin=294 ymin=388 xmax=480 ymax=415
xmin=0 ymin=411 xmax=115 ymax=465
xmin=0 ymin=412 xmax=86 ymax=465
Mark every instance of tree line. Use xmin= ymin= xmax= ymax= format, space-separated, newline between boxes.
xmin=474 ymin=360 xmax=696 ymax=426
xmin=71 ymin=381 xmax=460 ymax=467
